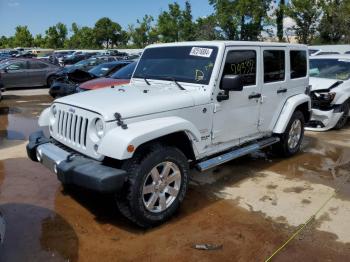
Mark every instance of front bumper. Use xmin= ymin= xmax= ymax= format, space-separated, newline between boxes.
xmin=26 ymin=131 xmax=127 ymax=193
xmin=305 ymin=108 xmax=343 ymax=131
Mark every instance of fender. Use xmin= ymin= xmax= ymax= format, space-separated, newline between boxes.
xmin=334 ymin=91 xmax=350 ymax=106
xmin=98 ymin=116 xmax=202 ymax=160
xmin=38 ymin=107 xmax=50 ymax=127
xmin=273 ymin=94 xmax=311 ymax=134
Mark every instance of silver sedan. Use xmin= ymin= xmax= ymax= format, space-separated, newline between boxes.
xmin=0 ymin=58 xmax=59 ymax=89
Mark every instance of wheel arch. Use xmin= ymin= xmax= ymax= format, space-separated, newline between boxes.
xmin=273 ymin=94 xmax=311 ymax=134
xmin=134 ymin=131 xmax=197 ymax=161
xmin=98 ymin=117 xmax=201 ymax=161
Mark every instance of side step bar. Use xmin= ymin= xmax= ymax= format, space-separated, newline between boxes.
xmin=196 ymin=137 xmax=280 ymax=172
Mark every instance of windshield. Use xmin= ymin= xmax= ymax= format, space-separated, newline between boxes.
xmin=310 ymin=58 xmax=350 ymax=80
xmin=89 ymin=62 xmax=117 ymax=77
xmin=133 ymin=46 xmax=218 ymax=85
xmin=111 ymin=62 xmax=136 ymax=79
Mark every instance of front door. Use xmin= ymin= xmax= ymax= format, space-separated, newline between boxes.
xmin=212 ymin=46 xmax=262 ymax=145
xmin=2 ymin=60 xmax=29 ymax=88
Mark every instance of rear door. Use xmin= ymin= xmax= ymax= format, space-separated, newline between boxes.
xmin=28 ymin=60 xmax=50 ymax=86
xmin=2 ymin=60 xmax=29 ymax=88
xmin=258 ymin=47 xmax=288 ymax=133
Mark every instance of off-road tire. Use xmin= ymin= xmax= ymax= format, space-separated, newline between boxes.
xmin=273 ymin=110 xmax=305 ymax=157
xmin=115 ymin=144 xmax=189 ymax=228
xmin=334 ymin=102 xmax=349 ymax=130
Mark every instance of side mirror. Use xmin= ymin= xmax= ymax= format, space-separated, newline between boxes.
xmin=221 ymin=75 xmax=244 ymax=92
xmin=3 ymin=68 xmax=8 ymax=73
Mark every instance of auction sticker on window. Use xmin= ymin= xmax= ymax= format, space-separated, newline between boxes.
xmin=190 ymin=47 xmax=213 ymax=58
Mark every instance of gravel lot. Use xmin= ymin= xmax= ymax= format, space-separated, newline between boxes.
xmin=0 ymin=89 xmax=350 ymax=261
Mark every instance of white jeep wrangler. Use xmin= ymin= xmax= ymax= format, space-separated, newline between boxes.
xmin=27 ymin=41 xmax=311 ymax=227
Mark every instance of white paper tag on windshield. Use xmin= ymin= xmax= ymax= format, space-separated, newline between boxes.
xmin=190 ymin=47 xmax=213 ymax=58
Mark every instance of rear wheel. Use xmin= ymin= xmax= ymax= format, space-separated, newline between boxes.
xmin=334 ymin=102 xmax=349 ymax=130
xmin=273 ymin=110 xmax=305 ymax=157
xmin=116 ymin=145 xmax=189 ymax=228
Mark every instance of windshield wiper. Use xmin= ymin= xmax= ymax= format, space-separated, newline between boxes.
xmin=143 ymin=75 xmax=151 ymax=85
xmin=155 ymin=76 xmax=185 ymax=90
xmin=172 ymin=78 xmax=185 ymax=90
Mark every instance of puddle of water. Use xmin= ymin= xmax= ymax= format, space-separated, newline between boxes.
xmin=0 ymin=114 xmax=39 ymax=141
xmin=0 ymin=203 xmax=79 ymax=262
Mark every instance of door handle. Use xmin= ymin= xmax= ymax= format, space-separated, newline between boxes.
xmin=277 ymin=88 xmax=287 ymax=94
xmin=248 ymin=93 xmax=262 ymax=99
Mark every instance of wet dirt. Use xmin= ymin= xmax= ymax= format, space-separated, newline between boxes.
xmin=1 ymin=93 xmax=350 ymax=261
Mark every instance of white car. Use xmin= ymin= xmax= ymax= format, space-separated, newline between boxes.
xmin=306 ymin=55 xmax=350 ymax=131
xmin=27 ymin=41 xmax=311 ymax=227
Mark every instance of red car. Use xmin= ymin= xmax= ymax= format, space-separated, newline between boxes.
xmin=77 ymin=61 xmax=136 ymax=92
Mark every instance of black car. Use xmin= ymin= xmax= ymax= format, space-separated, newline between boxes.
xmin=48 ymin=57 xmax=119 ymax=83
xmin=49 ymin=60 xmax=132 ymax=98
xmin=62 ymin=52 xmax=98 ymax=65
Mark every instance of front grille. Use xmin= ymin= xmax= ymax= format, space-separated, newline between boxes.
xmin=56 ymin=109 xmax=89 ymax=147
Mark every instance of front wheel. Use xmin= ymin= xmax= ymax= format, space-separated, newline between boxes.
xmin=273 ymin=111 xmax=305 ymax=157
xmin=47 ymin=76 xmax=56 ymax=87
xmin=334 ymin=102 xmax=349 ymax=130
xmin=116 ymin=145 xmax=189 ymax=228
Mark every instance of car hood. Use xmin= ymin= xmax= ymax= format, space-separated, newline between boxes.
xmin=310 ymin=77 xmax=344 ymax=92
xmin=79 ymin=78 xmax=130 ymax=90
xmin=55 ymin=83 xmax=196 ymax=121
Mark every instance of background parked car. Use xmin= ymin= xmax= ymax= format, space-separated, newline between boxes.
xmin=0 ymin=59 xmax=59 ymax=89
xmin=49 ymin=56 xmax=119 ymax=83
xmin=77 ymin=61 xmax=137 ymax=91
xmin=62 ymin=52 xmax=98 ymax=65
xmin=49 ymin=60 xmax=132 ymax=98
xmin=307 ymin=55 xmax=350 ymax=131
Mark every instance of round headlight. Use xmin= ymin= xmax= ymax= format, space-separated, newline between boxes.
xmin=95 ymin=118 xmax=105 ymax=138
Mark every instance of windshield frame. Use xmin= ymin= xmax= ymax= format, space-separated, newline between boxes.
xmin=133 ymin=45 xmax=219 ymax=85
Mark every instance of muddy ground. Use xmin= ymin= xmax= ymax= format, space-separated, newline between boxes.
xmin=0 ymin=90 xmax=350 ymax=261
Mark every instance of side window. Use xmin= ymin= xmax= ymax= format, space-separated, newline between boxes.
xmin=30 ymin=61 xmax=48 ymax=69
xmin=222 ymin=50 xmax=256 ymax=86
xmin=264 ymin=50 xmax=285 ymax=83
xmin=290 ymin=50 xmax=307 ymax=79
xmin=7 ymin=61 xmax=27 ymax=71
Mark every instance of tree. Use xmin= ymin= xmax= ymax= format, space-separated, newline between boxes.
xmin=13 ymin=25 xmax=33 ymax=47
xmin=276 ymin=0 xmax=286 ymax=42
xmin=0 ymin=36 xmax=9 ymax=48
xmin=209 ymin=0 xmax=272 ymax=40
xmin=158 ymin=2 xmax=182 ymax=42
xmin=45 ymin=23 xmax=67 ymax=48
xmin=287 ymin=0 xmax=321 ymax=44
xmin=209 ymin=0 xmax=240 ymax=39
xmin=65 ymin=23 xmax=98 ymax=49
xmin=94 ymin=17 xmax=123 ymax=48
xmin=129 ymin=15 xmax=156 ymax=48
xmin=318 ymin=0 xmax=348 ymax=43
xmin=236 ymin=0 xmax=272 ymax=41
xmin=179 ymin=1 xmax=195 ymax=41
xmin=33 ymin=34 xmax=45 ymax=47
xmin=194 ymin=15 xmax=219 ymax=40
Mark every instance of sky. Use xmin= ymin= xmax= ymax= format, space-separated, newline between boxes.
xmin=0 ymin=0 xmax=214 ymax=37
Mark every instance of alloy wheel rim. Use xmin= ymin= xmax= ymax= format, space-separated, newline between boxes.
xmin=288 ymin=119 xmax=302 ymax=149
xmin=142 ymin=161 xmax=181 ymax=213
